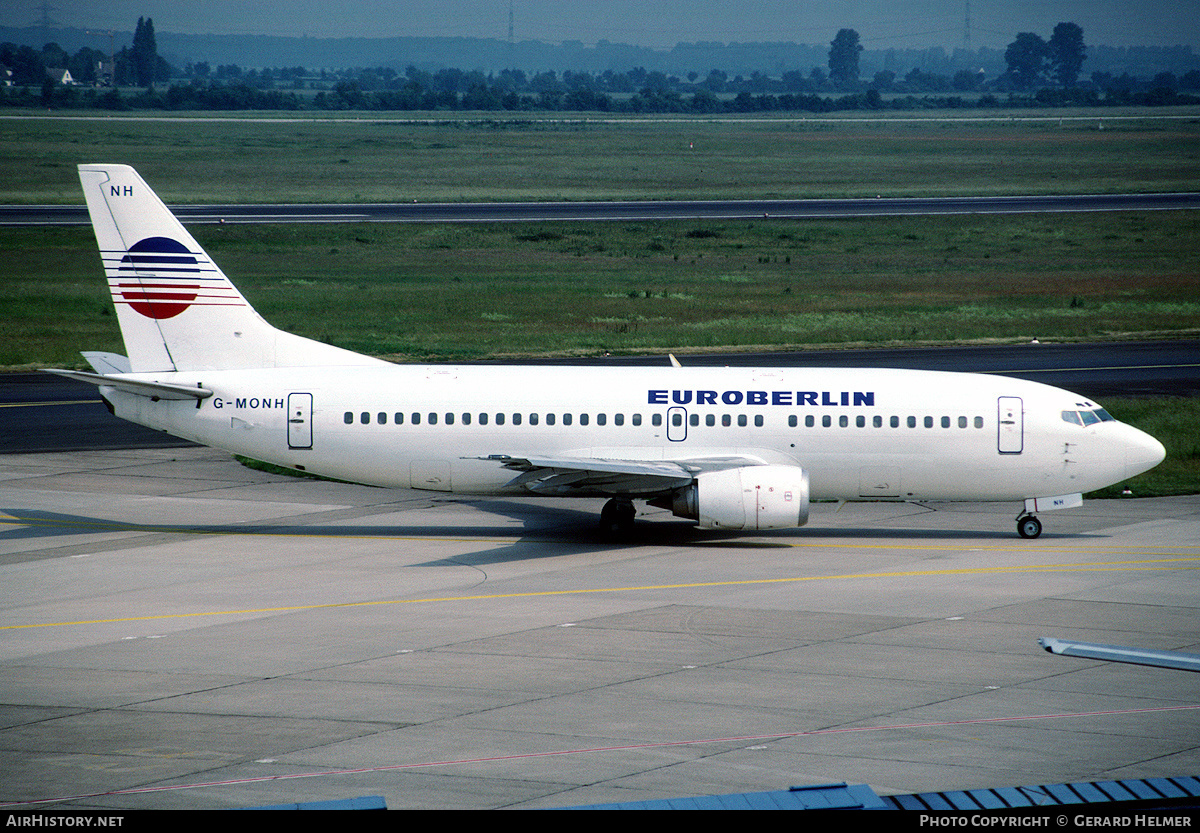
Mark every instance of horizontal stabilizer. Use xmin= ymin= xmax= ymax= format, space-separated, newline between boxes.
xmin=43 ymin=368 xmax=213 ymax=401
xmin=82 ymin=351 xmax=132 ymax=374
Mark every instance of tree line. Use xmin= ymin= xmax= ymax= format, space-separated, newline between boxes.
xmin=5 ymin=20 xmax=1200 ymax=113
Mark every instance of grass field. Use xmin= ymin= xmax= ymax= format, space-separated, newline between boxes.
xmin=3 ymin=108 xmax=1200 ymax=203
xmin=4 ymin=109 xmax=1196 ymax=365
xmin=4 ymin=211 xmax=1198 ymax=366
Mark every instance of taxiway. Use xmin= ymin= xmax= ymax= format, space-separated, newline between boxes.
xmin=1 ymin=447 xmax=1197 ymax=809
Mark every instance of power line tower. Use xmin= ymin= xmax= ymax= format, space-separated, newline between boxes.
xmin=507 ymin=0 xmax=515 ymax=65
xmin=36 ymin=0 xmax=61 ymax=46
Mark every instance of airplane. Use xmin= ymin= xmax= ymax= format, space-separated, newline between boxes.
xmin=48 ymin=164 xmax=1166 ymax=539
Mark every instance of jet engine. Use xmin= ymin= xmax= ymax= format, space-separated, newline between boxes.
xmin=662 ymin=464 xmax=810 ymax=530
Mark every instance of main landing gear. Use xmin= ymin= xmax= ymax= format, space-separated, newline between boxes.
xmin=599 ymin=498 xmax=637 ymax=536
xmin=1016 ymin=513 xmax=1043 ymax=539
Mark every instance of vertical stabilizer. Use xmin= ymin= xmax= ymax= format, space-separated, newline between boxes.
xmin=78 ymin=164 xmax=383 ymax=372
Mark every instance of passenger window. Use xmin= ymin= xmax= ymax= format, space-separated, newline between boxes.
xmin=496 ymin=413 xmax=505 ymax=425
xmin=445 ymin=413 xmax=454 ymax=425
xmin=546 ymin=413 xmax=555 ymax=425
xmin=924 ymin=416 xmax=934 ymax=428
xmin=614 ymin=414 xmax=624 ymax=426
xmin=479 ymin=413 xmax=488 ymax=425
xmin=754 ymin=415 xmax=763 ymax=427
xmin=788 ymin=415 xmax=797 ymax=427
xmin=513 ymin=413 xmax=521 ymax=425
xmin=652 ymin=414 xmax=662 ymax=426
xmin=707 ymin=414 xmax=716 ymax=427
xmin=806 ymin=415 xmax=814 ymax=427
xmin=412 ymin=412 xmax=421 ymax=425
xmin=839 ymin=415 xmax=848 ymax=428
xmin=462 ymin=413 xmax=471 ymax=425
xmin=689 ymin=414 xmax=699 ymax=426
xmin=597 ymin=413 xmax=606 ymax=426
xmin=873 ymin=416 xmax=883 ymax=428
xmin=822 ymin=415 xmax=831 ymax=427
xmin=958 ymin=416 xmax=967 ymax=428
xmin=907 ymin=416 xmax=916 ymax=428
xmin=429 ymin=413 xmax=438 ymax=425
xmin=722 ymin=414 xmax=731 ymax=427
xmin=344 ymin=412 xmax=353 ymax=424
xmin=530 ymin=413 xmax=539 ymax=425
xmin=672 ymin=413 xmax=683 ymax=427
xmin=737 ymin=414 xmax=747 ymax=427
xmin=564 ymin=413 xmax=573 ymax=426
xmin=974 ymin=416 xmax=984 ymax=428
xmin=377 ymin=412 xmax=387 ymax=424
xmin=360 ymin=412 xmax=370 ymax=425
xmin=856 ymin=415 xmax=866 ymax=428
xmin=890 ymin=416 xmax=899 ymax=428
xmin=941 ymin=416 xmax=950 ymax=428
xmin=395 ymin=412 xmax=404 ymax=425
xmin=632 ymin=414 xmax=642 ymax=426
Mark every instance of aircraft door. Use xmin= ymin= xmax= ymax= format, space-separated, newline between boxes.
xmin=997 ymin=396 xmax=1023 ymax=454
xmin=667 ymin=407 xmax=687 ymax=442
xmin=288 ymin=392 xmax=313 ymax=449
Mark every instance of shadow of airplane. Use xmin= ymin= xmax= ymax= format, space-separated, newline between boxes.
xmin=3 ymin=498 xmax=1098 ymax=570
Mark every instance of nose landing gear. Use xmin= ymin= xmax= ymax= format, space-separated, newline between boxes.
xmin=1017 ymin=513 xmax=1043 ymax=539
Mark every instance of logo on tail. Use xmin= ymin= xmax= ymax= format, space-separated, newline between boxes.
xmin=106 ymin=236 xmax=242 ymax=320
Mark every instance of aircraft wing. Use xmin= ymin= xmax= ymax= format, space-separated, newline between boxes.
xmin=1039 ymin=637 xmax=1200 ymax=672
xmin=475 ymin=453 xmax=763 ymax=497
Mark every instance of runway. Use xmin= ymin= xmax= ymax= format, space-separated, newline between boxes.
xmin=4 ymin=192 xmax=1199 ymax=226
xmin=1 ymin=446 xmax=1197 ymax=809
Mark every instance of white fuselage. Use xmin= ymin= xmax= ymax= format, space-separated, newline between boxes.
xmin=100 ymin=364 xmax=1165 ymax=503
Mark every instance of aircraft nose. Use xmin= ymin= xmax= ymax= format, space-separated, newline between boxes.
xmin=1123 ymin=425 xmax=1166 ymax=480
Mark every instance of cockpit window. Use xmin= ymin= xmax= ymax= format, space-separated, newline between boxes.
xmin=1063 ymin=408 xmax=1115 ymax=426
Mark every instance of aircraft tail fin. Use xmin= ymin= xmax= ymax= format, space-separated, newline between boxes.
xmin=78 ymin=164 xmax=383 ymax=372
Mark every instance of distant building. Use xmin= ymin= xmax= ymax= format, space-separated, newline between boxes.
xmin=45 ymin=67 xmax=75 ymax=86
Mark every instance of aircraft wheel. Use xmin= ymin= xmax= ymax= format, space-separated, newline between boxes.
xmin=600 ymin=499 xmax=636 ymax=536
xmin=1017 ymin=515 xmax=1043 ymax=539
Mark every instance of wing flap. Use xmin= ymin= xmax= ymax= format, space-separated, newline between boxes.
xmin=473 ymin=454 xmax=764 ymax=497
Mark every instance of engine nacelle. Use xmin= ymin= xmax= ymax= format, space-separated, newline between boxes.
xmin=667 ymin=464 xmax=810 ymax=530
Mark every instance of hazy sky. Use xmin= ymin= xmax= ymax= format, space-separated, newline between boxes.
xmin=15 ymin=1 xmax=1200 ymax=50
